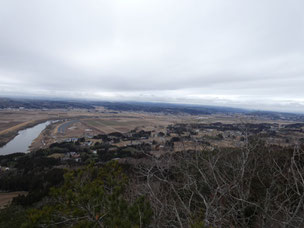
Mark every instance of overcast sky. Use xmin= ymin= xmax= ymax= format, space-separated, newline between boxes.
xmin=0 ymin=0 xmax=303 ymax=112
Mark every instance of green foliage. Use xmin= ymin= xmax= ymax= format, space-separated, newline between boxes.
xmin=0 ymin=206 xmax=27 ymax=228
xmin=22 ymin=161 xmax=152 ymax=227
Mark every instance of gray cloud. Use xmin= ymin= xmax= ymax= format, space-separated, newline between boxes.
xmin=0 ymin=0 xmax=303 ymax=112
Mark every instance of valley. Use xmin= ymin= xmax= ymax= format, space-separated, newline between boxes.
xmin=1 ymin=101 xmax=304 ymax=227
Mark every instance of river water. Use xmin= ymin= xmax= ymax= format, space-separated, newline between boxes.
xmin=0 ymin=121 xmax=52 ymax=155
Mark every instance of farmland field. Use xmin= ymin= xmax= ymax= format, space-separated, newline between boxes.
xmin=0 ymin=109 xmax=177 ymax=150
xmin=0 ymin=107 xmax=297 ymax=152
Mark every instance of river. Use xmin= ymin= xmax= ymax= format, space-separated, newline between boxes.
xmin=0 ymin=121 xmax=52 ymax=155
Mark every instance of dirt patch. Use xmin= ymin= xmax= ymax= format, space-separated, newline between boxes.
xmin=0 ymin=191 xmax=27 ymax=209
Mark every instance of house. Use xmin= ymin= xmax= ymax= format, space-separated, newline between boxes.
xmin=83 ymin=141 xmax=93 ymax=146
xmin=62 ymin=152 xmax=81 ymax=162
xmin=64 ymin=138 xmax=78 ymax=143
xmin=0 ymin=166 xmax=10 ymax=171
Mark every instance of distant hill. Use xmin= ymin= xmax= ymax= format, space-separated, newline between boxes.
xmin=0 ymin=97 xmax=94 ymax=109
xmin=90 ymin=101 xmax=248 ymax=115
xmin=1 ymin=97 xmax=303 ymax=121
xmin=89 ymin=101 xmax=304 ymax=121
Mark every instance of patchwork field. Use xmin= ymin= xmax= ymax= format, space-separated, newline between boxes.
xmin=0 ymin=107 xmax=298 ymax=151
xmin=28 ymin=111 xmax=178 ymax=150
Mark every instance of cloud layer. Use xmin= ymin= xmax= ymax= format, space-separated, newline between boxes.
xmin=0 ymin=0 xmax=304 ymax=112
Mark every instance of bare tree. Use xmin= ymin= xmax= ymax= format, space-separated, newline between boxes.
xmin=135 ymin=132 xmax=304 ymax=228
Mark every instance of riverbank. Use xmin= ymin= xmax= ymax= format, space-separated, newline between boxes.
xmin=0 ymin=119 xmax=52 ymax=147
xmin=0 ymin=118 xmax=66 ymax=147
xmin=0 ymin=121 xmax=55 ymax=155
xmin=0 ymin=109 xmax=104 ymax=149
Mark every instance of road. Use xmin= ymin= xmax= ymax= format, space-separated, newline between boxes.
xmin=57 ymin=120 xmax=78 ymax=134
